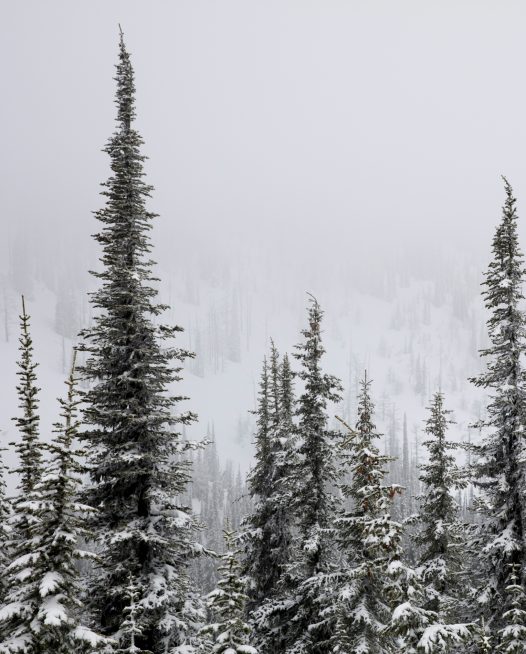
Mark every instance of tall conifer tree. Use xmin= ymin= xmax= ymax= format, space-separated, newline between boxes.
xmin=243 ymin=357 xmax=271 ymax=613
xmin=333 ymin=378 xmax=466 ymax=654
xmin=283 ymin=296 xmax=343 ymax=653
xmin=333 ymin=375 xmax=404 ymax=654
xmin=34 ymin=353 xmax=103 ymax=653
xmin=80 ymin=30 xmax=200 ymax=653
xmin=294 ymin=297 xmax=342 ymax=574
xmin=267 ymin=351 xmax=296 ymax=585
xmin=0 ymin=297 xmax=44 ymax=652
xmin=245 ymin=348 xmax=297 ymax=652
xmin=11 ymin=296 xmax=42 ymax=497
xmin=414 ymin=392 xmax=468 ymax=620
xmin=470 ymin=177 xmax=526 ymax=628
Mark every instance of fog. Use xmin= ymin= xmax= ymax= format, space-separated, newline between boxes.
xmin=4 ymin=1 xmax=526 ymax=262
xmin=1 ymin=1 xmax=525 ymax=468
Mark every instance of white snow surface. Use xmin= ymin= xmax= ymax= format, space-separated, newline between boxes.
xmin=0 ymin=261 xmax=488 ymax=491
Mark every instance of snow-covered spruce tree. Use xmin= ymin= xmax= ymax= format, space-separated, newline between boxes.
xmin=390 ymin=567 xmax=471 ymax=654
xmin=0 ymin=296 xmax=43 ymax=650
xmin=79 ymin=31 xmax=201 ymax=653
xmin=0 ymin=354 xmax=104 ymax=653
xmin=332 ymin=375 xmax=407 ymax=653
xmin=32 ymin=354 xmax=104 ymax=652
xmin=11 ymin=295 xmax=42 ymax=498
xmin=246 ymin=348 xmax=298 ymax=652
xmin=497 ymin=565 xmax=526 ymax=654
xmin=117 ymin=578 xmax=153 ymax=654
xmin=391 ymin=394 xmax=473 ymax=654
xmin=201 ymin=528 xmax=257 ymax=654
xmin=242 ymin=357 xmax=274 ymax=612
xmin=474 ymin=618 xmax=493 ymax=654
xmin=283 ymin=296 xmax=343 ymax=653
xmin=414 ymin=392 xmax=469 ymax=620
xmin=469 ymin=177 xmax=526 ymax=627
xmin=244 ymin=344 xmax=295 ymax=601
xmin=333 ymin=377 xmax=469 ymax=654
xmin=268 ymin=350 xmax=296 ymax=577
xmin=243 ymin=356 xmax=272 ymax=613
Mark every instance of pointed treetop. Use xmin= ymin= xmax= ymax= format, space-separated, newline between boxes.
xmin=305 ymin=292 xmax=322 ymax=328
xmin=269 ymin=339 xmax=280 ymax=422
xmin=115 ymin=27 xmax=135 ymax=128
xmin=495 ymin=176 xmax=520 ymax=248
xmin=500 ymin=175 xmax=517 ymax=221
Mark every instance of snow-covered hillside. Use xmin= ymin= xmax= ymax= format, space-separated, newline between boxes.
xmin=0 ymin=246 xmax=489 ymax=491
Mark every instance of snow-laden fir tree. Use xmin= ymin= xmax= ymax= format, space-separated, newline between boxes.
xmin=294 ymin=298 xmax=342 ymax=566
xmin=333 ymin=376 xmax=469 ymax=654
xmin=11 ymin=296 xmax=42 ymax=497
xmin=332 ymin=375 xmax=407 ymax=654
xmin=266 ymin=350 xmax=296 ymax=579
xmin=79 ymin=30 xmax=202 ymax=653
xmin=243 ymin=356 xmax=272 ymax=614
xmin=32 ymin=353 xmax=105 ymax=652
xmin=0 ymin=296 xmax=43 ymax=651
xmin=0 ymin=354 xmax=104 ymax=653
xmin=389 ymin=566 xmax=472 ymax=654
xmin=201 ymin=528 xmax=257 ymax=654
xmin=469 ymin=177 xmax=526 ymax=627
xmin=497 ymin=565 xmax=526 ymax=654
xmin=245 ymin=348 xmax=297 ymax=652
xmin=117 ymin=578 xmax=153 ymax=654
xmin=414 ymin=392 xmax=469 ymax=621
xmin=282 ymin=296 xmax=343 ymax=653
xmin=390 ymin=396 xmax=473 ymax=654
xmin=473 ymin=618 xmax=493 ymax=654
xmin=244 ymin=344 xmax=295 ymax=603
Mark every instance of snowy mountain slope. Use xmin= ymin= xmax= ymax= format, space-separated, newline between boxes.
xmin=0 ymin=248 xmax=489 ymax=494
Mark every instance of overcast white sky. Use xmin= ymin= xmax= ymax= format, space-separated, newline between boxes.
xmin=2 ymin=1 xmax=526 ymax=276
